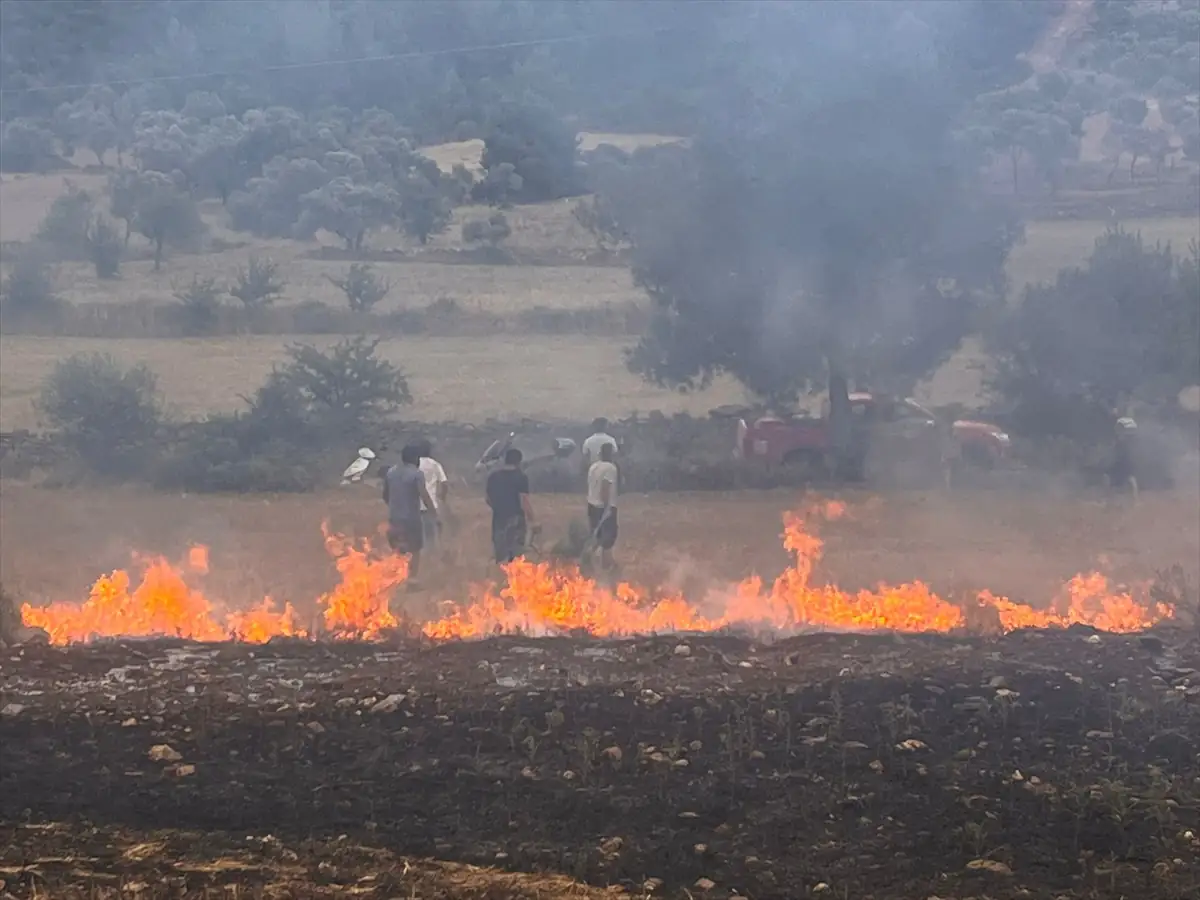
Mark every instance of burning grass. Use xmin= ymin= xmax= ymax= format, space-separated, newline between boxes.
xmin=21 ymin=500 xmax=1176 ymax=646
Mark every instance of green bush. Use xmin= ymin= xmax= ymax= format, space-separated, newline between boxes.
xmin=0 ymin=249 xmax=62 ymax=323
xmin=154 ymin=429 xmax=318 ymax=493
xmin=37 ymin=353 xmax=162 ymax=478
xmin=86 ymin=215 xmax=123 ymax=278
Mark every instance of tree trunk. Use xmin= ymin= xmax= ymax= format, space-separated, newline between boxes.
xmin=153 ymin=236 xmax=164 ymax=271
xmin=1129 ymin=153 xmax=1139 ymax=182
xmin=827 ymin=364 xmax=854 ymax=481
xmin=123 ymin=219 xmax=131 ymax=247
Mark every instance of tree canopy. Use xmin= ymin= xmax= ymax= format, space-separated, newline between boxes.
xmin=590 ymin=3 xmax=1030 ymax=404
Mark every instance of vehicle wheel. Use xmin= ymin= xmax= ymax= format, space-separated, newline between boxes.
xmin=781 ymin=449 xmax=829 ymax=480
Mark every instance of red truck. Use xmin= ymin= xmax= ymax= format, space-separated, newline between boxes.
xmin=733 ymin=392 xmax=1011 ymax=478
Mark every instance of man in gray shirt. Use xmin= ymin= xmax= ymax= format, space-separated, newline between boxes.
xmin=382 ymin=444 xmax=438 ymax=582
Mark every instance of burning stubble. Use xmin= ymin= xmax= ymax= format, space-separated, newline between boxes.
xmin=22 ymin=500 xmax=1175 ymax=645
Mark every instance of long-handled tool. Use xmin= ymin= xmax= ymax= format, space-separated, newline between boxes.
xmin=580 ymin=508 xmax=613 ymax=573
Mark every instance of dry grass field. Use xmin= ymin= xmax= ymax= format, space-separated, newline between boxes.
xmin=2 ymin=483 xmax=1195 ymax=627
xmin=0 ymin=334 xmax=749 ymax=430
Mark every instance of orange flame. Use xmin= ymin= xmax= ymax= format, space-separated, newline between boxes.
xmin=21 ymin=504 xmax=1175 ymax=646
xmin=318 ymin=525 xmax=407 ymax=639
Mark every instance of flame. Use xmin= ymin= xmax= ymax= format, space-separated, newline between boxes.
xmin=21 ymin=502 xmax=1175 ymax=646
xmin=318 ymin=524 xmax=407 ymax=639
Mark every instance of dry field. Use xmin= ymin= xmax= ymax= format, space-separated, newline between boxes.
xmin=0 ymin=334 xmax=748 ymax=430
xmin=2 ymin=483 xmax=1195 ymax=626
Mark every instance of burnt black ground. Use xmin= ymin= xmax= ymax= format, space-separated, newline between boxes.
xmin=2 ymin=629 xmax=1199 ymax=899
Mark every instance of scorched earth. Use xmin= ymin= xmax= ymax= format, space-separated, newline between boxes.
xmin=2 ymin=500 xmax=1198 ymax=900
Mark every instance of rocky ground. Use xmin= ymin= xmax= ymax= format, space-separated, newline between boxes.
xmin=2 ymin=628 xmax=1199 ymax=899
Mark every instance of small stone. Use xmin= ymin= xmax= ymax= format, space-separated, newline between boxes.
xmin=369 ymin=694 xmax=404 ymax=714
xmin=603 ymin=746 xmax=623 ymax=761
xmin=643 ymin=877 xmax=664 ymax=892
xmin=966 ymin=859 xmax=1013 ymax=875
xmin=1 ymin=703 xmax=26 ymax=717
xmin=749 ymin=750 xmax=765 ymax=760
xmin=305 ymin=722 xmax=325 ymax=734
xmin=814 ymin=884 xmax=831 ymax=893
xmin=121 ymin=718 xmax=138 ymax=727
xmin=694 ymin=877 xmax=715 ymax=891
xmin=172 ymin=764 xmax=196 ymax=777
xmin=987 ymin=676 xmax=1008 ymax=689
xmin=693 ymin=843 xmax=708 ymax=855
xmin=562 ymin=770 xmax=576 ymax=781
xmin=869 ymin=760 xmax=884 ymax=773
xmin=674 ymin=644 xmax=692 ymax=657
xmin=672 ymin=758 xmax=689 ymax=768
xmin=148 ymin=744 xmax=182 ymax=762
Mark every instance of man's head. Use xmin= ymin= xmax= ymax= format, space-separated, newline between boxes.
xmin=591 ymin=417 xmax=609 ymax=433
xmin=504 ymin=447 xmax=523 ymax=467
xmin=414 ymin=437 xmax=433 ymax=458
xmin=599 ymin=441 xmax=615 ymax=463
xmin=400 ymin=444 xmax=421 ymax=466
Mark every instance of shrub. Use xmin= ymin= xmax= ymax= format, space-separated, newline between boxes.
xmin=172 ymin=276 xmax=224 ymax=336
xmin=0 ymin=250 xmax=61 ymax=323
xmin=274 ymin=336 xmax=411 ymax=439
xmin=154 ymin=422 xmax=318 ymax=494
xmin=37 ymin=353 xmax=162 ymax=478
xmin=462 ymin=212 xmax=512 ymax=248
xmin=326 ymin=262 xmax=391 ymax=312
xmin=86 ymin=215 xmax=123 ymax=278
xmin=35 ymin=184 xmax=96 ymax=259
xmin=0 ymin=119 xmax=59 ymax=173
xmin=230 ymin=256 xmax=286 ymax=308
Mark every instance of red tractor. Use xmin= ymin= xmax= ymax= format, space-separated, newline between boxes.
xmin=733 ymin=392 xmax=1011 ymax=482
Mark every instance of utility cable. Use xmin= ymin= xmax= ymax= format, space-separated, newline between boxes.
xmin=0 ymin=28 xmax=676 ymax=96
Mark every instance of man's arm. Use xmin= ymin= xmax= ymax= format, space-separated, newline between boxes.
xmin=418 ymin=481 xmax=438 ymax=519
xmin=518 ymin=473 xmax=535 ymax=525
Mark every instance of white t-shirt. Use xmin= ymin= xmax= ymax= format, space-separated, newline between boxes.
xmin=587 ymin=460 xmax=618 ymax=508
xmin=418 ymin=456 xmax=448 ymax=511
xmin=582 ymin=432 xmax=617 ymax=463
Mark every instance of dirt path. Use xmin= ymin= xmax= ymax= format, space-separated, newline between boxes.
xmin=1027 ymin=0 xmax=1095 ymax=75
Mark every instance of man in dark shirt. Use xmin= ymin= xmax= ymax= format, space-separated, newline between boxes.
xmin=485 ymin=448 xmax=537 ymax=564
xmin=382 ymin=444 xmax=438 ymax=581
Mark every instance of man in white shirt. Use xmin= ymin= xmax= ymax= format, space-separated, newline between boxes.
xmin=415 ymin=438 xmax=449 ymax=551
xmin=581 ymin=417 xmax=617 ymax=477
xmin=586 ymin=441 xmax=619 ymax=570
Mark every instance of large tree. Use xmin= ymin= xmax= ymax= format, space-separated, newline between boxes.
xmin=988 ymin=229 xmax=1200 ymax=432
xmin=593 ymin=2 xmax=1028 ymax=454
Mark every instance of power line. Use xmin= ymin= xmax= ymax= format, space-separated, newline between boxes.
xmin=0 ymin=28 xmax=674 ymax=96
